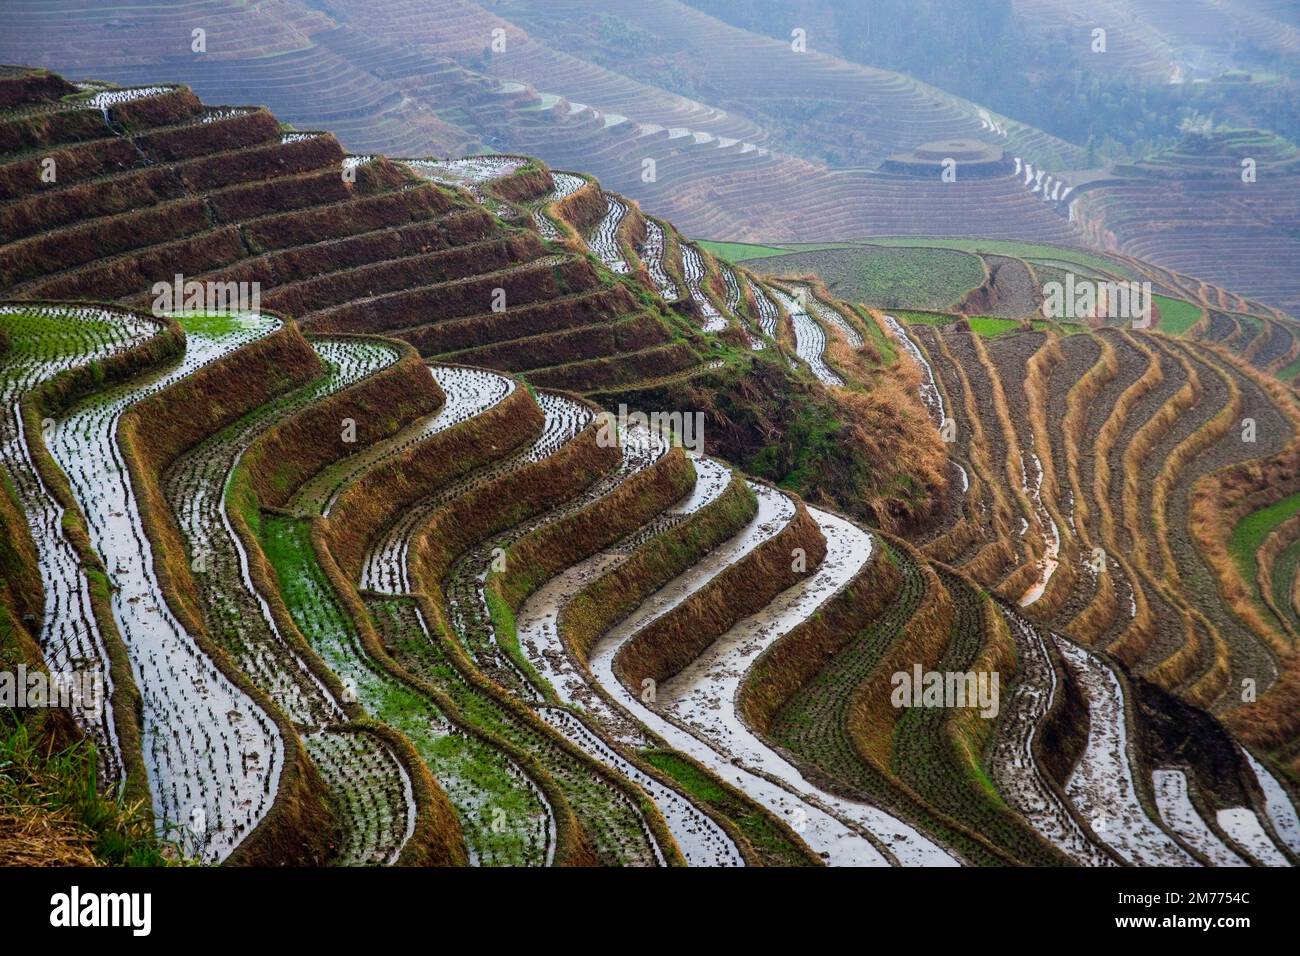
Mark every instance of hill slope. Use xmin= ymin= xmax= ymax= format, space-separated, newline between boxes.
xmin=2 ymin=66 xmax=1299 ymax=870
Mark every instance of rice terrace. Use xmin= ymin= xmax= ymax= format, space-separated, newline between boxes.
xmin=0 ymin=0 xmax=1297 ymax=934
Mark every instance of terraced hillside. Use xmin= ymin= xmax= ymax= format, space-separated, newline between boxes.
xmin=1015 ymin=0 xmax=1300 ymax=82
xmin=2 ymin=65 xmax=1298 ymax=871
xmin=755 ymin=289 xmax=1300 ymax=834
xmin=8 ymin=0 xmax=1300 ymax=323
xmin=722 ymin=236 xmax=1300 ymax=383
xmin=0 ymin=0 xmax=1084 ymax=248
xmin=1072 ymin=129 xmax=1300 ymax=317
xmin=723 ymin=235 xmax=1300 ymax=863
xmin=740 ymin=237 xmax=1300 ymax=707
xmin=0 ymin=72 xmax=950 ymax=533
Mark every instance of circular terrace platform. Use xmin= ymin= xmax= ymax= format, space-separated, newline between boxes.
xmin=879 ymin=139 xmax=1011 ymax=178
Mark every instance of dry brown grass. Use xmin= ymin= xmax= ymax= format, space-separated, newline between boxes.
xmin=739 ymin=539 xmax=901 ymax=732
xmin=831 ymin=378 xmax=947 ymax=533
xmin=1084 ymin=333 xmax=1161 ymax=663
xmin=1264 ymin=320 xmax=1300 ymax=376
xmin=306 ymin=257 xmax=600 ymax=337
xmin=1258 ymin=511 xmax=1300 ymax=642
xmin=1186 ymin=308 xmax=1213 ymax=339
xmin=1124 ymin=341 xmax=1239 ymax=697
xmin=801 ymin=292 xmax=949 ymax=534
xmin=1018 ymin=332 xmax=1081 ymax=620
xmin=1103 ymin=339 xmax=1211 ymax=682
xmin=1225 ymin=653 xmax=1300 ymax=760
xmin=0 ymin=469 xmax=42 ymax=631
xmin=614 ymin=498 xmax=826 ymax=688
xmin=563 ymin=473 xmax=755 ymax=664
xmin=246 ymin=340 xmax=441 ymax=509
xmin=327 ymin=382 xmax=542 ymax=581
xmin=1149 ymin=342 xmax=1239 ymax=586
xmin=529 ymin=340 xmax=701 ymax=393
xmin=619 ymin=197 xmax=649 ymax=276
xmin=1240 ymin=318 xmax=1274 ymax=366
xmin=117 ymin=323 xmax=339 ymax=865
xmin=1158 ymin=613 xmax=1229 ymax=707
xmin=1187 ymin=342 xmax=1300 ymax=671
xmin=411 ymin=409 xmax=619 ymax=588
xmin=924 ymin=506 xmax=982 ymax=565
xmin=911 ymin=323 xmax=983 ymax=565
xmin=846 ymin=559 xmax=955 ymax=769
xmin=965 ymin=330 xmax=1042 ymax=604
xmin=486 ymin=162 xmax=553 ymax=204
xmin=824 ymin=330 xmax=878 ymax=385
xmin=1123 ymin=341 xmax=1199 ymax=582
xmin=762 ymin=283 xmax=798 ymax=355
xmin=0 ymin=805 xmax=99 ymax=866
xmin=443 ymin=312 xmax=668 ymax=372
xmin=1190 ymin=453 xmax=1300 ymax=662
xmin=929 ymin=328 xmax=1017 ymax=581
xmin=1061 ymin=332 xmax=1124 ymax=641
xmin=553 ymin=177 xmax=605 ymax=233
xmin=493 ymin=447 xmax=693 ymax=613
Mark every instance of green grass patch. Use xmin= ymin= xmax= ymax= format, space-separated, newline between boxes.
xmin=1276 ymin=353 xmax=1300 ymax=383
xmin=859 ymin=237 xmax=1138 ymax=280
xmin=0 ymin=716 xmax=172 ymax=866
xmin=1229 ymin=489 xmax=1300 ymax=588
xmin=966 ymin=317 xmax=1021 ymax=338
xmin=2 ymin=309 xmax=117 ymax=343
xmin=741 ymin=246 xmax=985 ymax=311
xmin=748 ymin=403 xmax=842 ymax=496
xmin=639 ymin=749 xmax=815 ymax=866
xmin=697 ymin=240 xmax=797 ymax=262
xmin=850 ymin=304 xmax=896 ymax=365
xmin=259 ymin=517 xmax=549 ymax=866
xmin=1153 ymin=295 xmax=1204 ymax=335
xmin=175 ymin=312 xmax=248 ymax=337
xmin=484 ymin=587 xmax=552 ymax=696
xmin=1031 ymin=319 xmax=1086 ymax=335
